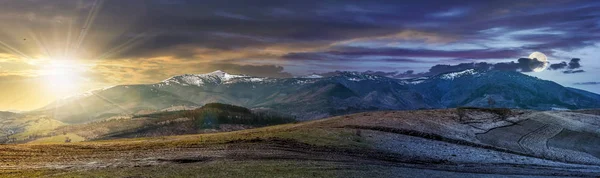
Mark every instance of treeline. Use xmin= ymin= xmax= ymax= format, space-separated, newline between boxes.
xmin=202 ymin=103 xmax=252 ymax=114
xmin=136 ymin=103 xmax=295 ymax=129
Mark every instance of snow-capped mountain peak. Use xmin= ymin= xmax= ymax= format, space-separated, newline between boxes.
xmin=439 ymin=69 xmax=479 ymax=80
xmin=205 ymin=70 xmax=244 ymax=81
xmin=160 ymin=70 xmax=247 ymax=86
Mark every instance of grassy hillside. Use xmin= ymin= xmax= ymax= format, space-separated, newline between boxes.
xmin=1 ymin=108 xmax=600 ymax=177
xmin=20 ymin=103 xmax=295 ymax=143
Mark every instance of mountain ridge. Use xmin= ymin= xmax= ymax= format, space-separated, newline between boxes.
xmin=34 ymin=69 xmax=600 ymax=123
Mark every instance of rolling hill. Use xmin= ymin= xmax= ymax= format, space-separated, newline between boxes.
xmin=2 ymin=108 xmax=600 ymax=177
xmin=9 ymin=103 xmax=294 ymax=143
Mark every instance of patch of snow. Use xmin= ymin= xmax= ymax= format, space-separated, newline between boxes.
xmin=440 ymin=69 xmax=478 ymax=80
xmin=294 ymin=79 xmax=319 ymax=85
xmin=302 ymin=74 xmax=323 ymax=79
xmin=161 ymin=70 xmax=246 ymax=86
xmin=348 ymin=78 xmax=362 ymax=82
xmin=409 ymin=80 xmax=425 ymax=84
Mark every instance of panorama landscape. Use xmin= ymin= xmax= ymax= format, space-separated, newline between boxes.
xmin=1 ymin=0 xmax=600 ymax=177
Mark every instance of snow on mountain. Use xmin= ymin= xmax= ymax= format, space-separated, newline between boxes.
xmin=331 ymin=71 xmax=385 ymax=82
xmin=301 ymin=74 xmax=324 ymax=79
xmin=36 ymin=68 xmax=600 ymax=123
xmin=160 ymin=70 xmax=248 ymax=86
xmin=439 ymin=69 xmax=479 ymax=80
xmin=401 ymin=76 xmax=430 ymax=85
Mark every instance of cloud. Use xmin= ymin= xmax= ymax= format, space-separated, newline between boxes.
xmin=92 ymin=57 xmax=293 ymax=85
xmin=427 ymin=62 xmax=491 ymax=75
xmin=430 ymin=8 xmax=469 ymax=18
xmin=9 ymin=0 xmax=597 ymax=64
xmin=547 ymin=58 xmax=584 ymax=73
xmin=568 ymin=58 xmax=581 ymax=69
xmin=517 ymin=57 xmax=546 ymax=72
xmin=352 ymin=56 xmax=578 ymax=79
xmin=549 ymin=62 xmax=568 ymax=70
xmin=574 ymin=82 xmax=600 ymax=85
xmin=214 ymin=11 xmax=254 ymax=20
xmin=283 ymin=47 xmax=523 ymax=62
xmin=392 ymin=70 xmax=416 ymax=78
xmin=334 ymin=30 xmax=456 ymax=45
xmin=563 ymin=69 xmax=585 ymax=74
xmin=426 ymin=57 xmax=547 ymax=74
xmin=1 ymin=0 xmax=598 ymax=63
xmin=0 ymin=0 xmax=598 ymax=90
xmin=362 ymin=70 xmax=398 ymax=77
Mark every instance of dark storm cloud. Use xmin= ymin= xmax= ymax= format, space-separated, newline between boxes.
xmin=361 ymin=56 xmax=577 ymax=79
xmin=550 ymin=62 xmax=568 ymax=70
xmin=424 ymin=57 xmax=570 ymax=74
xmin=1 ymin=0 xmax=599 ymax=73
xmin=548 ymin=58 xmax=584 ymax=73
xmin=283 ymin=47 xmax=522 ymax=61
xmin=362 ymin=70 xmax=398 ymax=77
xmin=14 ymin=0 xmax=596 ymax=60
xmin=419 ymin=58 xmax=544 ymax=76
xmin=282 ymin=51 xmax=430 ymax=63
xmin=517 ymin=58 xmax=546 ymax=72
xmin=568 ymin=58 xmax=582 ymax=69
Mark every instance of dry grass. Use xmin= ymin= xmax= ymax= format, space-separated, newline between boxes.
xmin=3 ymin=109 xmax=600 ymax=177
xmin=0 ymin=120 xmax=368 ymax=176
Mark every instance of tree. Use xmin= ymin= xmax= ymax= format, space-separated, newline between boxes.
xmin=488 ymin=97 xmax=496 ymax=108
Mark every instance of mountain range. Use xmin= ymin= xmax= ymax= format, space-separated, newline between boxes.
xmin=34 ymin=69 xmax=600 ymax=123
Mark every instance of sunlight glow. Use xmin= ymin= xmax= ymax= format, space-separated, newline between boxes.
xmin=40 ymin=58 xmax=90 ymax=96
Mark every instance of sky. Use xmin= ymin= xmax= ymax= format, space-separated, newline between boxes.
xmin=0 ymin=0 xmax=599 ymax=111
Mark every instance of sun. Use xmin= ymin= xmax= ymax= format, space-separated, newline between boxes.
xmin=41 ymin=59 xmax=87 ymax=96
